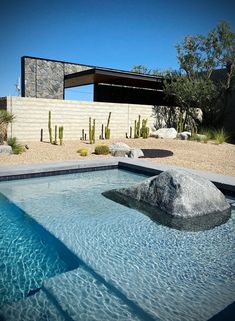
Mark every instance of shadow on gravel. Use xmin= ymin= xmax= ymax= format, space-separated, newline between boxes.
xmin=141 ymin=149 xmax=173 ymax=158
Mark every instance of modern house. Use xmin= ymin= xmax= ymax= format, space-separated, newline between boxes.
xmin=21 ymin=56 xmax=168 ymax=106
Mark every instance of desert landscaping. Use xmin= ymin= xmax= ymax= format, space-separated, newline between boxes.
xmin=0 ymin=137 xmax=234 ymax=177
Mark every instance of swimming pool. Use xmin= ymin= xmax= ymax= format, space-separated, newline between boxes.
xmin=0 ymin=169 xmax=234 ymax=321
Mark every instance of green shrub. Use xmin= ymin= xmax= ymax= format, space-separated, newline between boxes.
xmin=77 ymin=147 xmax=88 ymax=156
xmin=214 ymin=129 xmax=229 ymax=144
xmin=7 ymin=137 xmax=25 ymax=154
xmin=94 ymin=144 xmax=109 ymax=155
xmin=0 ymin=110 xmax=15 ymax=144
xmin=196 ymin=135 xmax=209 ymax=143
xmin=200 ymin=128 xmax=214 ymax=140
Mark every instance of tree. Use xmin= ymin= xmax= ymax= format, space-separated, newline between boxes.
xmin=164 ymin=21 xmax=235 ymax=128
xmin=131 ymin=65 xmax=152 ymax=74
xmin=131 ymin=65 xmax=173 ymax=76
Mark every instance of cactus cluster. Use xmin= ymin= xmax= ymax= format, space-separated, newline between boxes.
xmin=133 ymin=115 xmax=149 ymax=139
xmin=141 ymin=118 xmax=149 ymax=139
xmin=105 ymin=112 xmax=111 ymax=139
xmin=89 ymin=117 xmax=96 ymax=144
xmin=48 ymin=111 xmax=64 ymax=145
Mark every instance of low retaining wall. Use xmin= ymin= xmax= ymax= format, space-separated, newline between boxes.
xmin=0 ymin=97 xmax=156 ymax=141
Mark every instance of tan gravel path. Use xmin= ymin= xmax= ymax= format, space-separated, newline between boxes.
xmin=0 ymin=138 xmax=235 ymax=176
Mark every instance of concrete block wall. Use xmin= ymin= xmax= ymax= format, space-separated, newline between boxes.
xmin=2 ymin=97 xmax=156 ymax=142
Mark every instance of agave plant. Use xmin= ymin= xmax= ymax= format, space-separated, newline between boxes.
xmin=0 ymin=110 xmax=14 ymax=144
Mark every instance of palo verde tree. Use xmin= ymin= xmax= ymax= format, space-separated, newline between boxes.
xmin=131 ymin=65 xmax=152 ymax=74
xmin=164 ymin=21 xmax=235 ymax=129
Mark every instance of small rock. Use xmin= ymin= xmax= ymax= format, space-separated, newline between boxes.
xmin=0 ymin=145 xmax=12 ymax=155
xmin=128 ymin=149 xmax=144 ymax=159
xmin=151 ymin=128 xmax=177 ymax=139
xmin=178 ymin=131 xmax=191 ymax=140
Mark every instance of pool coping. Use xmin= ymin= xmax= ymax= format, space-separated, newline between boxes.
xmin=0 ymin=157 xmax=234 ymax=194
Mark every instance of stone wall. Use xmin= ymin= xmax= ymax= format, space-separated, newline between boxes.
xmin=2 ymin=96 xmax=156 ymax=141
xmin=22 ymin=57 xmax=92 ymax=99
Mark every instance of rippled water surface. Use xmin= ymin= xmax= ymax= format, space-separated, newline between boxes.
xmin=0 ymin=195 xmax=78 ymax=306
xmin=0 ymin=169 xmax=234 ymax=321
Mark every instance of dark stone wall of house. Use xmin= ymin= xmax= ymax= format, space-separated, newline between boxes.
xmin=22 ymin=57 xmax=92 ymax=99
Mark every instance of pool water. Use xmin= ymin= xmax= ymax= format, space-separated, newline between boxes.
xmin=0 ymin=194 xmax=79 ymax=306
xmin=0 ymin=169 xmax=234 ymax=321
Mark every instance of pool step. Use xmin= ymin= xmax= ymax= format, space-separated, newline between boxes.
xmin=42 ymin=266 xmax=144 ymax=321
xmin=0 ymin=266 xmax=150 ymax=321
xmin=0 ymin=288 xmax=66 ymax=321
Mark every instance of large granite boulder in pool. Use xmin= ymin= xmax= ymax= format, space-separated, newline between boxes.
xmin=103 ymin=169 xmax=231 ymax=230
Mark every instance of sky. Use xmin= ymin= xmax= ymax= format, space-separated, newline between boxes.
xmin=0 ymin=0 xmax=234 ymax=100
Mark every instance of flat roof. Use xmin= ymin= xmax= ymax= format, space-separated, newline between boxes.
xmin=64 ymin=68 xmax=164 ymax=89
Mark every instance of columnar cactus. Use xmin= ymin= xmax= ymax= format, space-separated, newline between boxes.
xmin=141 ymin=118 xmax=149 ymax=139
xmin=105 ymin=112 xmax=111 ymax=139
xmin=89 ymin=117 xmax=96 ymax=144
xmin=53 ymin=125 xmax=58 ymax=145
xmin=59 ymin=126 xmax=64 ymax=145
xmin=137 ymin=115 xmax=141 ymax=138
xmin=48 ymin=111 xmax=52 ymax=143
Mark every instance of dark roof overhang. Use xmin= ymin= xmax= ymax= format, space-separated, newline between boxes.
xmin=64 ymin=68 xmax=164 ymax=90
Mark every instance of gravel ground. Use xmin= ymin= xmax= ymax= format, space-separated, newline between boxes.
xmin=0 ymin=138 xmax=235 ymax=176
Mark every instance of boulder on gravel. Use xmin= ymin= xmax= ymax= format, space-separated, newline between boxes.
xmin=128 ymin=149 xmax=144 ymax=159
xmin=109 ymin=142 xmax=131 ymax=156
xmin=109 ymin=143 xmax=144 ymax=158
xmin=151 ymin=128 xmax=177 ymax=139
xmin=0 ymin=145 xmax=12 ymax=155
xmin=178 ymin=131 xmax=191 ymax=140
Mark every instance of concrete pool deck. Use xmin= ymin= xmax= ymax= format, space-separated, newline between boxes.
xmin=0 ymin=157 xmax=235 ymax=193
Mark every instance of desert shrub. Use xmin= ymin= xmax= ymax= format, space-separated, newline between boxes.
xmin=200 ymin=128 xmax=214 ymax=140
xmin=7 ymin=137 xmax=25 ymax=154
xmin=77 ymin=147 xmax=88 ymax=156
xmin=0 ymin=110 xmax=15 ymax=144
xmin=214 ymin=129 xmax=229 ymax=144
xmin=189 ymin=133 xmax=209 ymax=143
xmin=94 ymin=144 xmax=109 ymax=155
